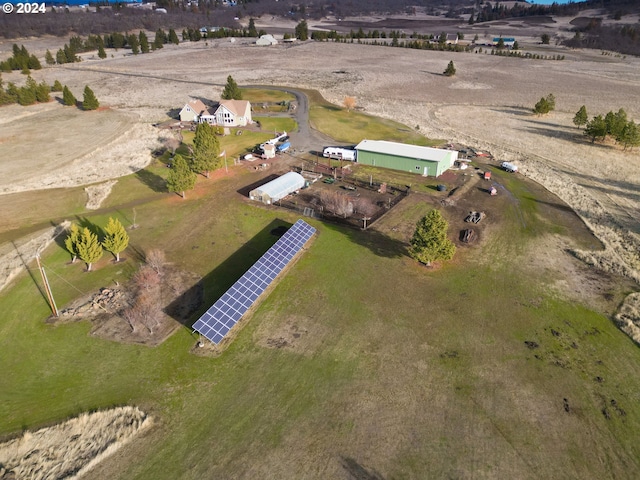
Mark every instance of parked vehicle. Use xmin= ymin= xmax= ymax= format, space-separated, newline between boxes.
xmin=277 ymin=141 xmax=291 ymax=152
xmin=322 ymin=147 xmax=356 ymax=161
xmin=501 ymin=161 xmax=518 ymax=173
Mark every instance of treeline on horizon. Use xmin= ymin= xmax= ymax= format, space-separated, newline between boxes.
xmin=1 ymin=0 xmax=639 ymax=56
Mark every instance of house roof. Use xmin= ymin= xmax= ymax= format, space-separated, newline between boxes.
xmin=493 ymin=37 xmax=515 ymax=42
xmin=219 ymin=99 xmax=250 ymax=116
xmin=355 ymin=140 xmax=457 ymax=163
xmin=446 ymin=34 xmax=458 ymax=40
xmin=184 ymin=99 xmax=210 ymax=115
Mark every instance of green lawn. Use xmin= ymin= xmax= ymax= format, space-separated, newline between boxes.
xmin=1 ymin=164 xmax=640 ymax=478
xmin=305 ymin=89 xmax=441 ymax=146
xmin=240 ymin=88 xmax=295 ymax=104
xmin=254 ymin=116 xmax=297 ymax=135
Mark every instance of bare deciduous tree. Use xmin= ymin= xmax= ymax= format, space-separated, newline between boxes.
xmin=343 ymin=96 xmax=356 ymax=112
xmin=145 ymin=249 xmax=166 ymax=275
xmin=163 ymin=134 xmax=181 ymax=155
xmin=319 ymin=190 xmax=353 ymax=217
xmin=354 ymin=197 xmax=378 ymax=218
xmin=121 ymin=263 xmax=163 ymax=333
xmin=133 ymin=265 xmax=161 ymax=291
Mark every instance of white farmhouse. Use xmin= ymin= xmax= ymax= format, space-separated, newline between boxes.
xmin=179 ymin=99 xmax=211 ymax=122
xmin=214 ymin=100 xmax=252 ymax=127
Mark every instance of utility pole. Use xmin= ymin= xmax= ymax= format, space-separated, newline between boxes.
xmin=36 ymin=254 xmax=58 ymax=317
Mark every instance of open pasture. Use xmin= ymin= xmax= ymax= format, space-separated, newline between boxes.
xmin=1 ymin=151 xmax=640 ymax=478
xmin=0 ymin=25 xmax=640 ymax=478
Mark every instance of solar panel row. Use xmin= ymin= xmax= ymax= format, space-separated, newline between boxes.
xmin=193 ymin=219 xmax=316 ymax=344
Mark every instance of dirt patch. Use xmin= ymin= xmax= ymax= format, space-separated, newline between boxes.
xmin=84 ymin=180 xmax=117 ymax=210
xmin=253 ymin=315 xmax=330 ymax=355
xmin=55 ymin=266 xmax=202 ymax=346
xmin=0 ymin=406 xmax=151 ymax=480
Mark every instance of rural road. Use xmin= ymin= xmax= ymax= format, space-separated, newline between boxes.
xmin=244 ymin=84 xmax=339 ymax=154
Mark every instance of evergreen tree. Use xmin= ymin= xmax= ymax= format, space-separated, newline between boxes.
xmin=35 ymin=81 xmax=50 ymax=103
xmin=102 ymin=217 xmax=129 ymax=262
xmin=191 ymin=123 xmax=221 ymax=177
xmin=168 ymin=28 xmax=180 ymax=45
xmin=17 ymin=85 xmax=36 ymax=106
xmin=533 ymin=94 xmax=555 ymax=115
xmin=295 ymin=20 xmax=309 ymax=41
xmin=248 ymin=18 xmax=258 ymax=37
xmin=82 ymin=85 xmax=99 ymax=110
xmin=616 ymin=121 xmax=640 ymax=150
xmin=584 ymin=115 xmax=607 ymax=143
xmin=153 ymin=29 xmax=166 ymax=49
xmin=541 ymin=33 xmax=551 ymax=44
xmin=496 ymin=37 xmax=505 ymax=49
xmin=4 ymin=82 xmax=19 ymax=104
xmin=62 ymin=85 xmax=77 ymax=106
xmin=63 ymin=44 xmax=77 ymax=63
xmin=443 ymin=60 xmax=456 ymax=76
xmin=139 ymin=31 xmax=150 ymax=53
xmin=64 ymin=223 xmax=81 ymax=263
xmin=52 ymin=80 xmax=63 ymax=92
xmin=167 ymin=154 xmax=197 ymax=198
xmin=221 ymin=75 xmax=242 ymax=100
xmin=605 ymin=108 xmax=627 ymax=138
xmin=56 ymin=49 xmax=67 ymax=64
xmin=28 ymin=54 xmax=41 ymax=70
xmin=573 ymin=105 xmax=588 ymax=128
xmin=128 ymin=34 xmax=140 ymax=54
xmin=512 ymin=40 xmax=519 ymax=50
xmin=77 ymin=227 xmax=103 ymax=271
xmin=111 ymin=33 xmax=126 ymax=49
xmin=0 ymin=77 xmax=14 ymax=106
xmin=546 ymin=93 xmax=556 ymax=110
xmin=97 ymin=43 xmax=107 ymax=59
xmin=45 ymin=50 xmax=55 ymax=65
xmin=409 ymin=210 xmax=456 ymax=266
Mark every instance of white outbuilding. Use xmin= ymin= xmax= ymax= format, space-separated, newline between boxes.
xmin=256 ymin=34 xmax=278 ymax=46
xmin=249 ymin=172 xmax=305 ymax=204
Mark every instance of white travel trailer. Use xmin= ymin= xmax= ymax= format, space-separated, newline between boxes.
xmin=322 ymin=147 xmax=356 ymax=161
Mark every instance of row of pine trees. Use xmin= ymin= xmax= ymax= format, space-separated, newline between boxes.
xmin=0 ymin=75 xmax=99 ymax=110
xmin=573 ymin=105 xmax=640 ymax=149
xmin=65 ymin=218 xmax=129 ymax=271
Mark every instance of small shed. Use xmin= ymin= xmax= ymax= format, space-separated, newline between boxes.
xmin=261 ymin=143 xmax=276 ymax=159
xmin=249 ymin=172 xmax=305 ymax=205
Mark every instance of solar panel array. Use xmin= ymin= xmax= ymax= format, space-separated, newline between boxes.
xmin=193 ymin=219 xmax=316 ymax=344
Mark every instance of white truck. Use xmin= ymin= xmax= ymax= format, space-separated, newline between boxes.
xmin=501 ymin=161 xmax=518 ymax=173
xmin=322 ymin=147 xmax=356 ymax=161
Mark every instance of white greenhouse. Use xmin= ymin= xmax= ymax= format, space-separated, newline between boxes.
xmin=249 ymin=172 xmax=305 ymax=205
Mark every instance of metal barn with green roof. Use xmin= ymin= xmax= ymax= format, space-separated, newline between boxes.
xmin=354 ymin=140 xmax=458 ymax=177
